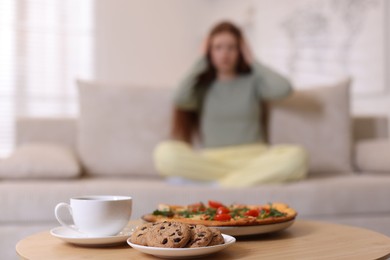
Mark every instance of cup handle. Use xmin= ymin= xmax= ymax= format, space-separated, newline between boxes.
xmin=54 ymin=202 xmax=83 ymax=234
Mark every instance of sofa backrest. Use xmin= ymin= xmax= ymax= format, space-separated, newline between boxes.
xmin=15 ymin=87 xmax=389 ymax=176
xmin=352 ymin=116 xmax=389 ymax=142
xmin=16 ymin=117 xmax=78 ymax=151
xmin=16 ymin=115 xmax=388 ymax=152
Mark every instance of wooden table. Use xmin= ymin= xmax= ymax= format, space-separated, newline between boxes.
xmin=16 ymin=220 xmax=390 ymax=260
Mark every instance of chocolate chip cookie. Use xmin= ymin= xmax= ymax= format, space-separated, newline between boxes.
xmin=146 ymin=221 xmax=191 ymax=248
xmin=130 ymin=223 xmax=155 ymax=246
xmin=187 ymin=224 xmax=213 ymax=248
xmin=208 ymin=227 xmax=225 ymax=246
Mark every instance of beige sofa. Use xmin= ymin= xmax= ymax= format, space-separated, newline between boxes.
xmin=1 ymin=80 xmax=390 ymax=259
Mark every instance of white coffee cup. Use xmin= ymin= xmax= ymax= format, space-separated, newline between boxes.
xmin=54 ymin=195 xmax=132 ymax=237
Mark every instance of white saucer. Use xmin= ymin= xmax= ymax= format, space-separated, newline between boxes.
xmin=127 ymin=234 xmax=236 ymax=259
xmin=50 ymin=225 xmax=135 ymax=246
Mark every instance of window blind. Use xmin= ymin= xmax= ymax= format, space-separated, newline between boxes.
xmin=0 ymin=0 xmax=94 ymax=157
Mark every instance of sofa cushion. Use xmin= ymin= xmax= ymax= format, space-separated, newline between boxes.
xmin=355 ymin=139 xmax=390 ymax=173
xmin=78 ymin=81 xmax=171 ymax=177
xmin=269 ymin=79 xmax=352 ymax=174
xmin=0 ymin=143 xmax=80 ymax=179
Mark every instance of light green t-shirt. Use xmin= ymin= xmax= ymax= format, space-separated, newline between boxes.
xmin=174 ymin=57 xmax=292 ymax=148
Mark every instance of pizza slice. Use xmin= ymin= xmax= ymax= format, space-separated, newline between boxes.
xmin=142 ymin=200 xmax=297 ymax=226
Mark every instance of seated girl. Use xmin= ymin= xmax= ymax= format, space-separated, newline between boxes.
xmin=153 ymin=21 xmax=308 ymax=187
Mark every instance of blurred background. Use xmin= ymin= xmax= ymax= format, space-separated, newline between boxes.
xmin=0 ymin=0 xmax=389 ymax=157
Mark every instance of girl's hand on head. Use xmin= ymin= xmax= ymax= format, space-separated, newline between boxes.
xmin=240 ymin=38 xmax=254 ymax=65
xmin=200 ymin=36 xmax=210 ymax=56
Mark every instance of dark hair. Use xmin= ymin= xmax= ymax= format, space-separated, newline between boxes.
xmin=171 ymin=21 xmax=252 ymax=144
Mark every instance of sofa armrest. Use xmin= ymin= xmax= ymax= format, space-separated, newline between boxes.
xmin=355 ymin=139 xmax=390 ymax=173
xmin=16 ymin=117 xmax=78 ymax=151
xmin=353 ymin=115 xmax=388 ymax=142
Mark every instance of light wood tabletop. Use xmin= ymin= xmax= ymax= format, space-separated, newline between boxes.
xmin=16 ymin=220 xmax=390 ymax=260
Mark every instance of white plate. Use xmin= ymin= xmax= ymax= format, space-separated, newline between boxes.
xmin=127 ymin=234 xmax=235 ymax=259
xmin=218 ymin=219 xmax=295 ymax=236
xmin=50 ymin=225 xmax=135 ymax=246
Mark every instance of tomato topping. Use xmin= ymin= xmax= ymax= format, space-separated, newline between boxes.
xmin=244 ymin=209 xmax=260 ymax=217
xmin=208 ymin=200 xmax=224 ymax=209
xmin=214 ymin=213 xmax=231 ymax=221
xmin=188 ymin=202 xmax=206 ymax=213
xmin=216 ymin=206 xmax=230 ymax=215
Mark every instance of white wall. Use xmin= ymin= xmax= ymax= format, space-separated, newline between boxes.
xmin=202 ymin=0 xmax=390 ymax=119
xmin=94 ymin=0 xmax=210 ymax=87
xmin=93 ymin=0 xmax=390 ymax=119
xmin=352 ymin=0 xmax=390 ymax=117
